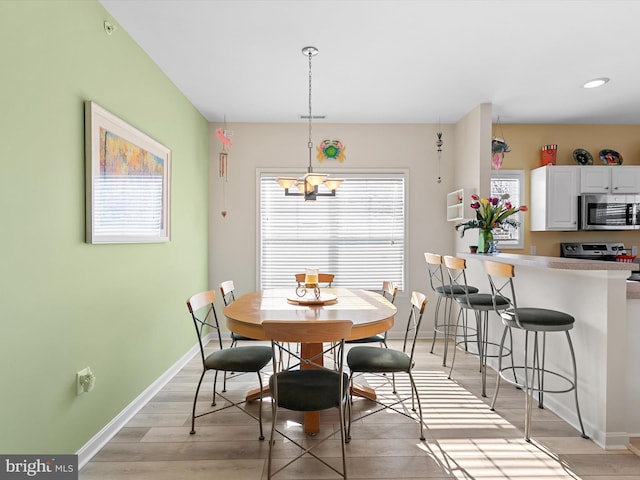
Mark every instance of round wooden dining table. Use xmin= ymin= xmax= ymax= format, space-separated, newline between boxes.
xmin=223 ymin=287 xmax=397 ymax=434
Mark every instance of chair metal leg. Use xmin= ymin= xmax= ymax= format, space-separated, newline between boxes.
xmin=213 ymin=370 xmax=220 ymax=403
xmin=447 ymin=308 xmax=463 ymax=380
xmin=190 ymin=370 xmax=207 ymax=434
xmin=524 ymin=331 xmax=533 ymax=442
xmin=256 ymin=372 xmax=265 ymax=441
xmin=347 ymin=373 xmax=353 ymax=442
xmin=408 ymin=371 xmax=426 ymax=441
xmin=338 ymin=396 xmax=348 ymax=478
xmin=267 ymin=395 xmax=278 ymax=479
xmin=430 ymin=295 xmax=443 ymax=354
xmin=475 ymin=310 xmax=483 ymax=374
xmin=490 ymin=326 xmax=510 ymax=411
xmin=538 ymin=332 xmax=546 ymax=408
xmin=566 ymin=330 xmax=589 ymax=439
xmin=478 ymin=310 xmax=489 ymax=397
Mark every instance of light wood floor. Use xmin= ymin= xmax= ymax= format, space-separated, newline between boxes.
xmin=80 ymin=339 xmax=640 ymax=479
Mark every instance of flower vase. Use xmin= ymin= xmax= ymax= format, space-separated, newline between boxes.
xmin=477 ymin=229 xmax=494 ymax=254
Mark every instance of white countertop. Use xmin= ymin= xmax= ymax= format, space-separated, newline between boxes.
xmin=458 ymin=252 xmax=640 ymax=299
xmin=459 ymin=252 xmax=638 ymax=271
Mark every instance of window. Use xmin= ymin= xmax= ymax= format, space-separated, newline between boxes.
xmin=491 ymin=169 xmax=525 ymax=249
xmin=259 ymin=172 xmax=405 ymax=290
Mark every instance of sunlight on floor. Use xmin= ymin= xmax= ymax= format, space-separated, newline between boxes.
xmin=363 ymin=370 xmax=516 ymax=430
xmin=361 ymin=370 xmax=583 ymax=479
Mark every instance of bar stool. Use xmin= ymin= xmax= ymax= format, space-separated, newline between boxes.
xmin=424 ymin=253 xmax=478 ymax=366
xmin=484 ymin=259 xmax=588 ymax=442
xmin=443 ymin=255 xmax=511 ymax=397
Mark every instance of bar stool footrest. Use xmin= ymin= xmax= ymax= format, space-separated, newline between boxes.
xmin=498 ymin=366 xmax=577 ymax=395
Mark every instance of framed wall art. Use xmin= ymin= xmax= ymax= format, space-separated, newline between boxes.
xmin=85 ymin=101 xmax=171 ymax=244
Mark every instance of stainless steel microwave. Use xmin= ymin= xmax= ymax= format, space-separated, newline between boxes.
xmin=579 ymin=194 xmax=640 ymax=230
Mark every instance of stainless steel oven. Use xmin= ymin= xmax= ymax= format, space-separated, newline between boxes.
xmin=579 ymin=194 xmax=640 ymax=230
xmin=560 ymin=242 xmax=627 ymax=261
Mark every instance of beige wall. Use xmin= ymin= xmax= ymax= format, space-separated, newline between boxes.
xmin=208 ymin=121 xmax=459 ymax=334
xmin=499 ymin=124 xmax=640 ymax=256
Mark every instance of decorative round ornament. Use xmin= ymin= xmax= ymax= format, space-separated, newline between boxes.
xmin=572 ymin=148 xmax=594 ymax=165
xmin=599 ymin=149 xmax=623 ymax=165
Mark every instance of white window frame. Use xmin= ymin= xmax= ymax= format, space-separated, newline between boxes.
xmin=257 ymin=169 xmax=407 ymax=290
xmin=491 ymin=169 xmax=525 ymax=249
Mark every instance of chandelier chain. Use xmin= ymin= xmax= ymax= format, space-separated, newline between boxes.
xmin=307 ymin=48 xmax=313 ymax=170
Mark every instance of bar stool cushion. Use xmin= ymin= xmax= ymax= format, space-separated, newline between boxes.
xmin=501 ymin=307 xmax=575 ymax=332
xmin=455 ymin=293 xmax=509 ymax=310
xmin=435 ymin=285 xmax=479 ymax=296
xmin=347 ymin=346 xmax=412 ymax=373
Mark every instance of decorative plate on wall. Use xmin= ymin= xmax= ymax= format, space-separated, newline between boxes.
xmin=599 ymin=149 xmax=623 ymax=165
xmin=573 ymin=148 xmax=594 ymax=165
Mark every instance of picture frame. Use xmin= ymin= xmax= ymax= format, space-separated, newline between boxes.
xmin=85 ymin=101 xmax=171 ymax=244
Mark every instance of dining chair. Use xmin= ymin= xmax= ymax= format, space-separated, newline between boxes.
xmin=347 ymin=291 xmax=428 ymax=441
xmin=220 ymin=280 xmax=260 ymax=348
xmin=263 ymin=319 xmax=352 ymax=480
xmin=484 ymin=260 xmax=588 ymax=441
xmin=424 ymin=252 xmax=478 ymax=366
xmin=186 ymin=290 xmax=272 ymax=439
xmin=346 ymin=280 xmax=397 ymax=348
xmin=443 ymin=255 xmax=511 ymax=397
xmin=295 ymin=272 xmax=334 ymax=286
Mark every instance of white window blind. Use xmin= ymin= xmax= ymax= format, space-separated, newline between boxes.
xmin=259 ymin=173 xmax=405 ymax=290
xmin=491 ymin=170 xmax=524 ymax=248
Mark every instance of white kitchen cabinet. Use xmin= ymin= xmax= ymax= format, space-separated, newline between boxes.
xmin=579 ymin=166 xmax=640 ymax=194
xmin=530 ymin=165 xmax=579 ymax=231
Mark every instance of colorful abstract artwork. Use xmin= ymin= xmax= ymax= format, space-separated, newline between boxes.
xmin=100 ymin=128 xmax=164 ymax=176
xmin=316 ymin=139 xmax=346 ymax=163
xmin=85 ymin=101 xmax=171 ymax=244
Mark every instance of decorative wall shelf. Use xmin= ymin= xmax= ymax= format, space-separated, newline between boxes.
xmin=446 ymin=188 xmax=474 ymax=221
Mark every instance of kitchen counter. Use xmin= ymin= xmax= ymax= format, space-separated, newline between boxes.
xmin=458 ymin=252 xmax=639 ymax=299
xmin=459 ymin=252 xmax=639 ymax=450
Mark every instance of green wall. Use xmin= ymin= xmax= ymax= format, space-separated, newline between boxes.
xmin=0 ymin=1 xmax=209 ymax=453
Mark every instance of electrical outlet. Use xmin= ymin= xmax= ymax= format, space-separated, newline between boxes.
xmin=76 ymin=367 xmax=95 ymax=395
xmin=530 ymin=245 xmax=537 ymax=255
xmin=633 ymin=245 xmax=638 ymax=256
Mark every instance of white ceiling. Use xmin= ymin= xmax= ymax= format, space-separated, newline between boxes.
xmin=99 ymin=0 xmax=640 ymax=125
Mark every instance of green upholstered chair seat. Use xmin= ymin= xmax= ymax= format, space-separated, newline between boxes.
xmin=346 ymin=334 xmax=385 ymax=344
xmin=500 ymin=307 xmax=575 ymax=332
xmin=347 ymin=346 xmax=412 ymax=373
xmin=205 ymin=345 xmax=272 ymax=372
xmin=270 ymin=369 xmax=348 ymax=411
xmin=435 ymin=285 xmax=479 ymax=296
xmin=455 ymin=293 xmax=509 ymax=310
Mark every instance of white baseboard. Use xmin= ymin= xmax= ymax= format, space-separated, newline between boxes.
xmin=76 ymin=336 xmax=210 ymax=469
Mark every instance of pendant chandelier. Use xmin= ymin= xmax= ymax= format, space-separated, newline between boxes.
xmin=277 ymin=46 xmax=343 ymax=201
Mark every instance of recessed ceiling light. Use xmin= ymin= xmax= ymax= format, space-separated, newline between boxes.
xmin=583 ymin=77 xmax=610 ymax=89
